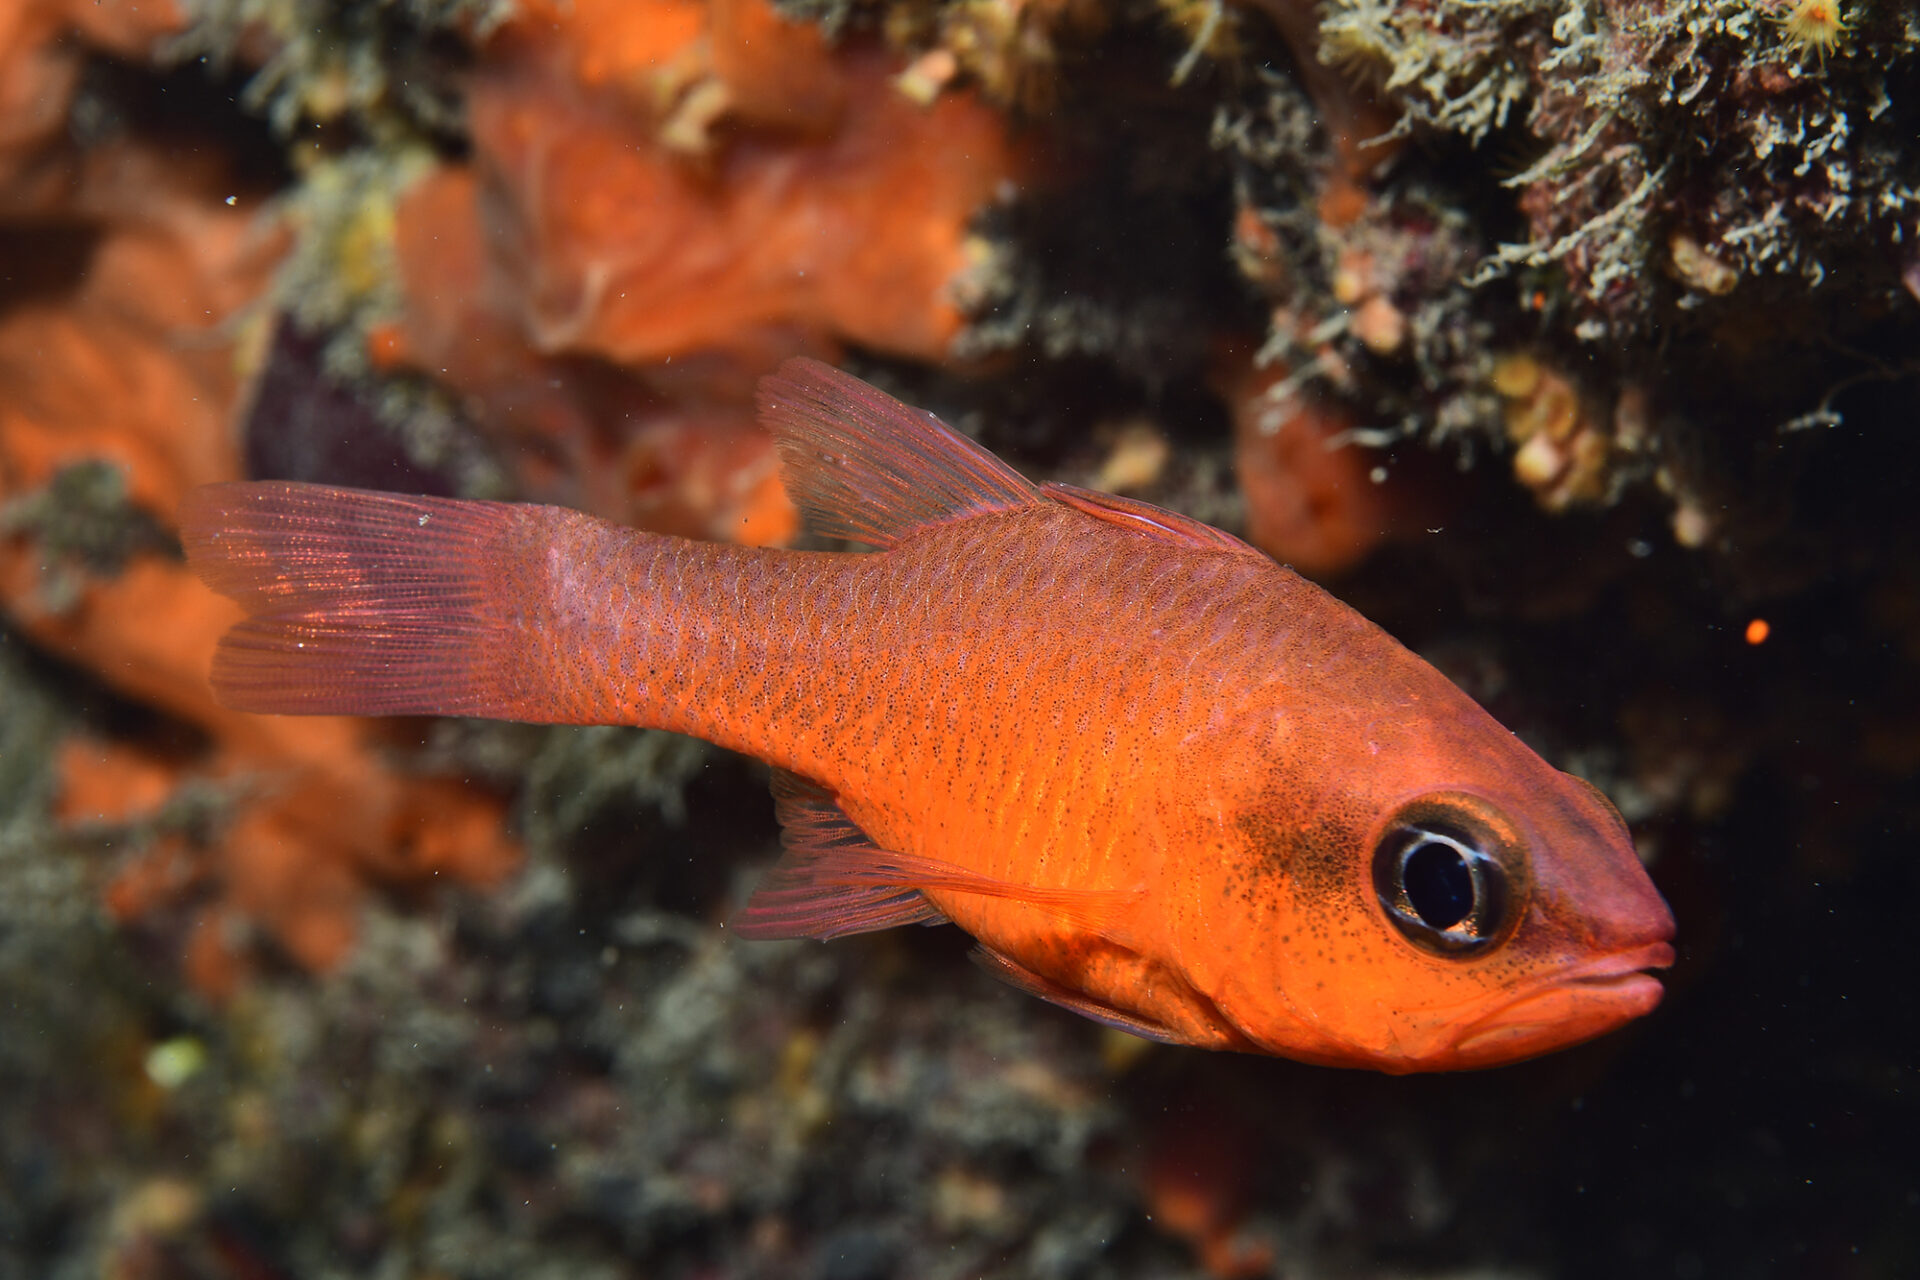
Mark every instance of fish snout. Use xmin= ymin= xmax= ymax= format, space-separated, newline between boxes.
xmin=1573 ymin=860 xmax=1676 ymax=957
xmin=1440 ymin=782 xmax=1675 ymax=1068
xmin=1533 ymin=772 xmax=1676 ymax=955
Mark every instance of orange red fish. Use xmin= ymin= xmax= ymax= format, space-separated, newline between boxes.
xmin=183 ymin=359 xmax=1673 ymax=1072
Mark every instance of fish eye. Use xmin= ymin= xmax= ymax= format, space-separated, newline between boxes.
xmin=1370 ymin=796 xmax=1527 ymax=957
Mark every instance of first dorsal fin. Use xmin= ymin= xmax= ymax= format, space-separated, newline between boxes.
xmin=756 ymin=358 xmax=1041 ymax=548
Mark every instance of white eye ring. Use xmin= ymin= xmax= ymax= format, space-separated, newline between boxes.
xmin=1374 ymin=822 xmax=1508 ymax=956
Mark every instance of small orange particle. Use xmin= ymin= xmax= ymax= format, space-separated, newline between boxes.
xmin=1745 ymin=618 xmax=1771 ymax=646
xmin=363 ymin=320 xmax=409 ymax=372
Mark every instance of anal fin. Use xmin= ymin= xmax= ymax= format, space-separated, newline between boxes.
xmin=734 ymin=770 xmax=1146 ymax=943
xmin=733 ymin=770 xmax=950 ymax=941
xmin=970 ymin=946 xmax=1187 ymax=1046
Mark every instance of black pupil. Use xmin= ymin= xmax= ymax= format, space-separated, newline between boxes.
xmin=1403 ymin=838 xmax=1475 ymax=930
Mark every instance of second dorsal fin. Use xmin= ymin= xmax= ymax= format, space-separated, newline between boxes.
xmin=756 ymin=358 xmax=1042 ymax=548
xmin=1041 ymin=482 xmax=1264 ymax=557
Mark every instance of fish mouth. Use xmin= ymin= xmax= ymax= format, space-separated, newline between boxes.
xmin=1448 ymin=941 xmax=1675 ymax=1066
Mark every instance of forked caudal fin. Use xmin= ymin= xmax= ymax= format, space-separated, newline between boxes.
xmin=182 ymin=482 xmax=602 ymax=719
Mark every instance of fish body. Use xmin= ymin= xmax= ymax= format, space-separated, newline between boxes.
xmin=185 ymin=359 xmax=1673 ymax=1072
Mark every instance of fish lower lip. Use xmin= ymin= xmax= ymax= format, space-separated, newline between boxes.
xmin=1450 ymin=941 xmax=1674 ymax=1061
xmin=1563 ymin=970 xmax=1664 ymax=1008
